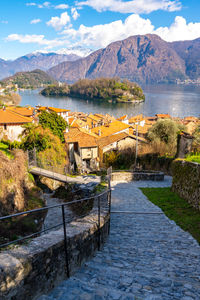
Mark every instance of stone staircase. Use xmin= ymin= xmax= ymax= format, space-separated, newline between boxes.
xmin=38 ymin=178 xmax=200 ymax=300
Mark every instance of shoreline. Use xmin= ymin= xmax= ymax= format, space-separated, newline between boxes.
xmin=40 ymin=91 xmax=145 ymax=104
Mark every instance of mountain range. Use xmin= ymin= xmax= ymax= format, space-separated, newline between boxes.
xmin=48 ymin=34 xmax=200 ymax=84
xmin=0 ymin=46 xmax=93 ymax=80
xmin=0 ymin=35 xmax=200 ymax=84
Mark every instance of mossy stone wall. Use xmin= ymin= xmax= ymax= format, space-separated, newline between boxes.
xmin=172 ymin=160 xmax=200 ymax=210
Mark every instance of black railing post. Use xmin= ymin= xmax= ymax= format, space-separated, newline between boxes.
xmin=108 ymin=178 xmax=111 ymax=234
xmin=61 ymin=205 xmax=70 ymax=278
xmin=33 ymin=147 xmax=37 ymax=166
xmin=97 ymin=196 xmax=101 ymax=251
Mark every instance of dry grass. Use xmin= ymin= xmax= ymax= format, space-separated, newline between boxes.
xmin=139 ymin=141 xmax=176 ymax=157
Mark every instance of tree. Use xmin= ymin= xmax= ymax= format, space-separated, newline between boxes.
xmin=38 ymin=111 xmax=67 ymax=142
xmin=20 ymin=124 xmax=67 ymax=171
xmin=193 ymin=125 xmax=200 ymax=152
xmin=20 ymin=124 xmax=52 ymax=151
xmin=147 ymin=119 xmax=185 ymax=155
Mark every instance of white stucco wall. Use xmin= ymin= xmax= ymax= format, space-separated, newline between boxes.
xmin=0 ymin=124 xmax=25 ymax=141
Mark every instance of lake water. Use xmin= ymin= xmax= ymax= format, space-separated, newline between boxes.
xmin=19 ymin=84 xmax=200 ymax=118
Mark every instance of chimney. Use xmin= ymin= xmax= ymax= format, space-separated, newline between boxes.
xmin=98 ymin=129 xmax=101 ymax=136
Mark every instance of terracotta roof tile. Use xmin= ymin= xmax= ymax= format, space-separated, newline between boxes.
xmin=64 ymin=128 xmax=97 ymax=148
xmin=156 ymin=114 xmax=171 ymax=119
xmin=117 ymin=115 xmax=128 ymax=121
xmin=0 ymin=109 xmax=33 ymax=124
xmin=128 ymin=114 xmax=144 ymax=123
xmin=7 ymin=106 xmax=34 ymax=117
xmin=184 ymin=116 xmax=199 ymax=122
xmin=91 ymin=121 xmax=130 ymax=137
xmin=97 ymin=132 xmax=129 ymax=148
xmin=38 ymin=106 xmax=70 ymax=113
xmin=131 ymin=124 xmax=152 ymax=134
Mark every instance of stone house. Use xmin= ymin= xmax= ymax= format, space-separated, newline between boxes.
xmin=97 ymin=132 xmax=140 ymax=166
xmin=64 ymin=128 xmax=99 ymax=172
xmin=65 ymin=125 xmax=146 ymax=171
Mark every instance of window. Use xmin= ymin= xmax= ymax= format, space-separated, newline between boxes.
xmin=4 ymin=124 xmax=7 ymax=130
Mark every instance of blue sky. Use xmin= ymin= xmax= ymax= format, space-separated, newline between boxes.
xmin=1 ymin=0 xmax=200 ymax=60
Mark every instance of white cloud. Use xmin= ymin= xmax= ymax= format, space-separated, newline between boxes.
xmin=76 ymin=0 xmax=182 ymax=14
xmin=55 ymin=4 xmax=69 ymax=9
xmin=71 ymin=8 xmax=80 ymax=20
xmin=47 ymin=12 xmax=71 ymax=30
xmin=0 ymin=20 xmax=8 ymax=24
xmin=6 ymin=15 xmax=200 ymax=53
xmin=26 ymin=2 xmax=36 ymax=6
xmin=6 ymin=34 xmax=66 ymax=48
xmin=61 ymin=14 xmax=200 ymax=49
xmin=26 ymin=2 xmax=69 ymax=9
xmin=30 ymin=19 xmax=41 ymax=24
xmin=61 ymin=14 xmax=154 ymax=48
xmin=155 ymin=16 xmax=200 ymax=42
xmin=38 ymin=1 xmax=51 ymax=8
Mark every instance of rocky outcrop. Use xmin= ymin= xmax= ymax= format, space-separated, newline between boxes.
xmin=171 ymin=37 xmax=200 ymax=80
xmin=0 ymin=150 xmax=36 ymax=216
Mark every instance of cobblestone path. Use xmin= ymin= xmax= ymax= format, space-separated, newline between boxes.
xmin=39 ymin=176 xmax=200 ymax=300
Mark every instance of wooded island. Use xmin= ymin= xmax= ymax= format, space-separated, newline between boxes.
xmin=41 ymin=78 xmax=145 ymax=103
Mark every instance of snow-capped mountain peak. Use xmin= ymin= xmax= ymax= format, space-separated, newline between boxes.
xmin=55 ymin=46 xmax=93 ymax=57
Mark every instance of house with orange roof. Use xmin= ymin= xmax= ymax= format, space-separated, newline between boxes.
xmin=91 ymin=120 xmax=130 ymax=138
xmin=130 ymin=123 xmax=152 ymax=138
xmin=0 ymin=107 xmax=33 ymax=141
xmin=87 ymin=113 xmax=116 ymax=128
xmin=97 ymin=132 xmax=146 ymax=166
xmin=7 ymin=106 xmax=34 ymax=117
xmin=117 ymin=115 xmax=129 ymax=124
xmin=184 ymin=116 xmax=199 ymax=123
xmin=64 ymin=128 xmax=99 ymax=172
xmin=37 ymin=106 xmax=70 ymax=123
xmin=155 ymin=113 xmax=171 ymax=119
xmin=128 ymin=114 xmax=145 ymax=126
xmin=64 ymin=124 xmax=146 ymax=171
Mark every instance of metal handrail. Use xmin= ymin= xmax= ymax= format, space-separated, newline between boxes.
xmin=0 ymin=184 xmax=112 ymax=278
xmin=0 ymin=190 xmax=109 ymax=221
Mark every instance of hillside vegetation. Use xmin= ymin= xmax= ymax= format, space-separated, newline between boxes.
xmin=0 ymin=93 xmax=21 ymax=106
xmin=3 ymin=69 xmax=57 ymax=89
xmin=41 ymin=77 xmax=145 ymax=103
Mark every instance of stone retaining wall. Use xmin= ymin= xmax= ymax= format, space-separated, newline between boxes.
xmin=0 ymin=206 xmax=110 ymax=300
xmin=137 ymin=154 xmax=173 ymax=175
xmin=172 ymin=160 xmax=200 ymax=210
xmin=111 ymin=171 xmax=164 ymax=182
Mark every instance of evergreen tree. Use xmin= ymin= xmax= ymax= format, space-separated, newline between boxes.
xmin=38 ymin=111 xmax=67 ymax=142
